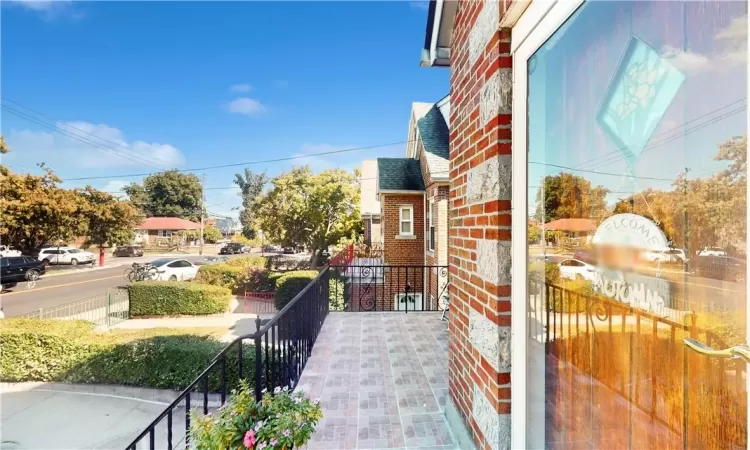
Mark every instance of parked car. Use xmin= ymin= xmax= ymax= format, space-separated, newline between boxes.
xmin=150 ymin=258 xmax=199 ymax=281
xmin=0 ymin=245 xmax=22 ymax=257
xmin=241 ymin=245 xmax=251 ymax=253
xmin=572 ymin=249 xmax=595 ymax=263
xmin=38 ymin=247 xmax=95 ymax=266
xmin=113 ymin=245 xmax=144 ymax=257
xmin=283 ymin=247 xmax=295 ymax=254
xmin=220 ymin=243 xmax=244 ymax=255
xmin=196 ymin=255 xmax=229 ymax=266
xmin=1 ymin=256 xmax=46 ymax=290
xmin=697 ymin=247 xmax=727 ymax=257
xmin=558 ymin=258 xmax=598 ymax=283
xmin=692 ymin=255 xmax=746 ymax=283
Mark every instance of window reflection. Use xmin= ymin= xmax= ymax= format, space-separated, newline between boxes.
xmin=526 ymin=1 xmax=747 ymax=448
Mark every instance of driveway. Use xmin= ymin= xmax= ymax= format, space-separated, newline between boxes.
xmin=0 ymin=383 xmax=215 ymax=449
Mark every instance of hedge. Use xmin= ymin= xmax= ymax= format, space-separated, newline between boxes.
xmin=194 ymin=264 xmax=244 ymax=291
xmin=273 ymin=270 xmax=345 ymax=311
xmin=237 ymin=269 xmax=283 ymax=293
xmin=0 ymin=319 xmax=277 ymax=392
xmin=129 ymin=282 xmax=231 ymax=316
xmin=225 ymin=256 xmax=266 ymax=269
xmin=274 ymin=270 xmax=319 ymax=310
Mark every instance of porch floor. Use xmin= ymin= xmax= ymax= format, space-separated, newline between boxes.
xmin=297 ymin=312 xmax=457 ymax=450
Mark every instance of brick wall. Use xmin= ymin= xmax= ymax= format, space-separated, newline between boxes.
xmin=381 ymin=194 xmax=425 ymax=266
xmin=447 ymin=1 xmax=514 ymax=449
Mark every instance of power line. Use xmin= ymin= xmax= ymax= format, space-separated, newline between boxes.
xmin=529 ymin=161 xmax=674 ymax=181
xmin=61 ymin=140 xmax=415 ymax=181
xmin=576 ymin=99 xmax=747 ymax=172
xmin=1 ymin=104 xmax=161 ymax=170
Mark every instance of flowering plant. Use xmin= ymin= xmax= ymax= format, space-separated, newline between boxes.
xmin=189 ymin=381 xmax=323 ymax=450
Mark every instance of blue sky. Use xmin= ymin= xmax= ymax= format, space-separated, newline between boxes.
xmin=1 ymin=0 xmax=448 ymax=219
xmin=526 ymin=1 xmax=747 ymax=211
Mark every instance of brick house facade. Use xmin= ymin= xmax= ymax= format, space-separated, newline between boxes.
xmin=420 ymin=1 xmax=520 ymax=449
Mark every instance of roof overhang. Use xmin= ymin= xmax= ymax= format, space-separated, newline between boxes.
xmin=420 ymin=0 xmax=457 ymax=68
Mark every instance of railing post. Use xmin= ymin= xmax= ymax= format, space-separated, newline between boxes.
xmin=106 ymin=292 xmax=111 ymax=327
xmin=254 ymin=315 xmax=262 ymax=402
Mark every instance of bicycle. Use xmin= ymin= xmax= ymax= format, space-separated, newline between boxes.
xmin=124 ymin=263 xmax=158 ymax=282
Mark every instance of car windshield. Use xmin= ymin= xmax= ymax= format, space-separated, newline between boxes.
xmin=151 ymin=258 xmax=174 ymax=267
xmin=68 ymin=249 xmax=82 ymax=253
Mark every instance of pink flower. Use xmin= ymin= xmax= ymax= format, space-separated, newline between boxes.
xmin=283 ymin=429 xmax=291 ymax=437
xmin=270 ymin=438 xmax=278 ymax=446
xmin=243 ymin=430 xmax=256 ymax=448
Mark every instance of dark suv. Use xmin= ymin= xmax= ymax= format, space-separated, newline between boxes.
xmin=113 ymin=245 xmax=144 ymax=257
xmin=1 ymin=256 xmax=46 ymax=290
xmin=220 ymin=243 xmax=244 ymax=255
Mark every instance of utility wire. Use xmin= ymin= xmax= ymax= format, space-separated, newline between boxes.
xmin=61 ymin=140 xmax=415 ymax=181
xmin=1 ymin=104 xmax=160 ymax=169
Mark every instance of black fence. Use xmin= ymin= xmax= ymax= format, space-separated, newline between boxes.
xmin=329 ymin=265 xmax=449 ymax=312
xmin=125 ymin=268 xmax=331 ymax=450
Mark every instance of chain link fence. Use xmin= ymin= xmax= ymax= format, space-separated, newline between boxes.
xmin=18 ymin=289 xmax=129 ymax=327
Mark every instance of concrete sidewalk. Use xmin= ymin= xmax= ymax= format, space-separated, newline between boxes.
xmin=0 ymin=382 xmax=222 ymax=449
xmin=111 ymin=311 xmax=276 ymax=342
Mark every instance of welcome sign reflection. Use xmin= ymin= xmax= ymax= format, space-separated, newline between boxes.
xmin=589 ymin=213 xmax=673 ymax=315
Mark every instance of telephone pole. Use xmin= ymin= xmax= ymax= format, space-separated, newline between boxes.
xmin=199 ymin=174 xmax=205 ymax=256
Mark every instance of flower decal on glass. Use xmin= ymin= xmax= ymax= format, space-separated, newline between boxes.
xmin=597 ymin=36 xmax=685 ymax=163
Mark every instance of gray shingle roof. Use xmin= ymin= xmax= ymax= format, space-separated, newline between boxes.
xmin=417 ymin=105 xmax=450 ymax=179
xmin=377 ymin=158 xmax=425 ymax=191
xmin=417 ymin=105 xmax=449 ymax=159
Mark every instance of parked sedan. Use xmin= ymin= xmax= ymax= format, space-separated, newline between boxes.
xmin=220 ymin=243 xmax=244 ymax=255
xmin=558 ymin=258 xmax=598 ymax=283
xmin=151 ymin=258 xmax=199 ymax=281
xmin=38 ymin=247 xmax=95 ymax=266
xmin=1 ymin=256 xmax=46 ymax=290
xmin=113 ymin=245 xmax=144 ymax=257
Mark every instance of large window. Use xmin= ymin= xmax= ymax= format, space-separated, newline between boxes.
xmin=524 ymin=2 xmax=748 ymax=449
xmin=399 ymin=205 xmax=413 ymax=236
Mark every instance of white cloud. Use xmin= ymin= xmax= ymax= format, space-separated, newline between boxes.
xmin=7 ymin=0 xmax=83 ymax=20
xmin=3 ymin=121 xmax=185 ymax=171
xmin=273 ymin=80 xmax=289 ymax=89
xmin=101 ymin=179 xmax=130 ymax=193
xmin=226 ymin=97 xmax=266 ymax=117
xmin=230 ymin=84 xmax=252 ymax=93
xmin=662 ymin=14 xmax=747 ymax=74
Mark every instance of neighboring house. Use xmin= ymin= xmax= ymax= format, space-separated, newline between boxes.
xmin=359 ymin=160 xmax=382 ymax=247
xmin=376 ymin=98 xmax=450 ymax=268
xmin=135 ymin=217 xmax=201 ymax=245
xmin=543 ymin=218 xmax=597 ymax=245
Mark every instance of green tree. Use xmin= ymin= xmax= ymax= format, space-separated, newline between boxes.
xmin=535 ymin=173 xmax=609 ymax=223
xmin=233 ymin=168 xmax=269 ymax=239
xmin=123 ymin=170 xmax=203 ymax=222
xmin=0 ymin=136 xmax=8 ymax=154
xmin=78 ymin=187 xmax=142 ymax=248
xmin=253 ymin=167 xmax=361 ymax=265
xmin=202 ymin=225 xmax=223 ymax=244
xmin=0 ymin=166 xmax=88 ymax=252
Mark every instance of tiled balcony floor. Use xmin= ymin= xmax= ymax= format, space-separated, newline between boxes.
xmin=297 ymin=312 xmax=457 ymax=450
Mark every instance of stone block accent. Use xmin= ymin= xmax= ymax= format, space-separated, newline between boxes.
xmin=476 ymin=239 xmax=511 ymax=287
xmin=473 ymin=383 xmax=510 ymax=450
xmin=468 ymin=307 xmax=501 ymax=372
xmin=480 ymin=69 xmax=512 ymax=127
xmin=466 ymin=155 xmax=511 ymax=205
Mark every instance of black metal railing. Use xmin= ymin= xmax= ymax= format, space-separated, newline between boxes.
xmin=529 ymin=279 xmax=747 ymax=448
xmin=125 ymin=268 xmax=331 ymax=450
xmin=329 ymin=265 xmax=449 ymax=312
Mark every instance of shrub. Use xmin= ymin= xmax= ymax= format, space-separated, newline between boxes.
xmin=529 ymin=261 xmax=560 ymax=284
xmin=195 ymin=263 xmax=244 ymax=290
xmin=273 ymin=270 xmax=319 ymax=310
xmin=129 ymin=282 xmax=231 ymax=316
xmin=189 ymin=381 xmax=323 ymax=450
xmin=545 ymin=279 xmax=597 ymax=313
xmin=0 ymin=319 xmax=256 ymax=391
xmin=225 ymin=256 xmax=266 ymax=269
xmin=238 ymin=268 xmax=283 ymax=293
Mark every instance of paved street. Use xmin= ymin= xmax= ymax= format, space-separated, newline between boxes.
xmin=0 ymin=253 xmax=268 ymax=317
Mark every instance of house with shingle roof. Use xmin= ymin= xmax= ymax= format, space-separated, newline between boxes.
xmin=368 ymin=95 xmax=450 ymax=271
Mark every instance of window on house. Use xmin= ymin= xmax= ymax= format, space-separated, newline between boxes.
xmin=428 ymin=201 xmax=435 ymax=251
xmin=399 ymin=206 xmax=413 ymax=236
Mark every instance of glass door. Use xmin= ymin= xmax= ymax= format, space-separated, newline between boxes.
xmin=523 ymin=1 xmax=748 ymax=448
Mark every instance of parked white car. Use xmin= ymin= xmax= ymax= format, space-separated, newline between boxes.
xmin=151 ymin=258 xmax=199 ymax=281
xmin=38 ymin=247 xmax=95 ymax=265
xmin=0 ymin=245 xmax=22 ymax=257
xmin=697 ymin=247 xmax=727 ymax=257
xmin=558 ymin=258 xmax=598 ymax=283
